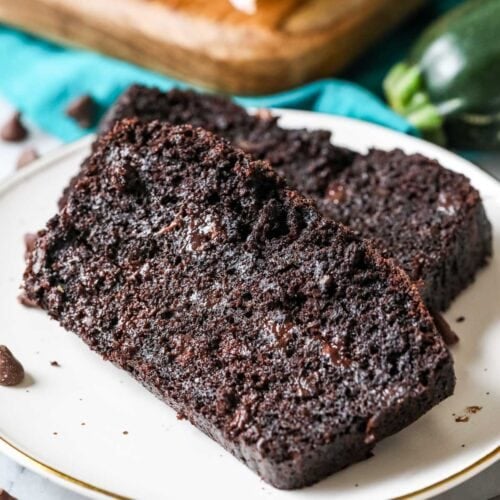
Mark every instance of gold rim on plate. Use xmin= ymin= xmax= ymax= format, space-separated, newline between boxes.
xmin=1 ymin=434 xmax=498 ymax=499
xmin=395 ymin=446 xmax=499 ymax=499
xmin=0 ymin=436 xmax=129 ymax=499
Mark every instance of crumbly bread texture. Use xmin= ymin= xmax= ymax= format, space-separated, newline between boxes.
xmin=25 ymin=121 xmax=455 ymax=489
xmin=99 ymin=86 xmax=492 ymax=311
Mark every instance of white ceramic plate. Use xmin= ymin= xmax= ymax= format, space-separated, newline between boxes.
xmin=0 ymin=111 xmax=499 ymax=500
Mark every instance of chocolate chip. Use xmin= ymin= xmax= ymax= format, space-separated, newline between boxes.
xmin=50 ymin=360 xmax=60 ymax=367
xmin=1 ymin=112 xmax=28 ymax=142
xmin=325 ymin=181 xmax=347 ymax=204
xmin=0 ymin=345 xmax=25 ymax=386
xmin=456 ymin=316 xmax=465 ymax=323
xmin=465 ymin=405 xmax=482 ymax=414
xmin=0 ymin=489 xmax=17 ymax=500
xmin=17 ymin=293 xmax=39 ymax=308
xmin=65 ymin=95 xmax=96 ymax=128
xmin=16 ymin=147 xmax=39 ymax=170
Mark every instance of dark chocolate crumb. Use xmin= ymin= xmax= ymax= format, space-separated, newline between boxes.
xmin=1 ymin=112 xmax=28 ymax=142
xmin=16 ymin=147 xmax=39 ymax=169
xmin=486 ymin=392 xmax=490 ymax=395
xmin=50 ymin=361 xmax=60 ymax=367
xmin=65 ymin=95 xmax=96 ymax=128
xmin=17 ymin=293 xmax=39 ymax=308
xmin=24 ymin=233 xmax=37 ymax=261
xmin=455 ymin=316 xmax=465 ymax=323
xmin=81 ymin=422 xmax=86 ymax=426
xmin=0 ymin=345 xmax=25 ymax=386
xmin=53 ymin=432 xmax=58 ymax=435
xmin=465 ymin=406 xmax=482 ymax=414
xmin=455 ymin=415 xmax=469 ymax=423
xmin=122 ymin=431 xmax=128 ymax=435
xmin=0 ymin=488 xmax=17 ymax=500
xmin=354 ymin=483 xmax=359 ymax=488
xmin=461 ymin=444 xmax=465 ymax=447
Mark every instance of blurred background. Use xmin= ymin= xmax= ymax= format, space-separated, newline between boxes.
xmin=0 ymin=0 xmax=498 ymax=167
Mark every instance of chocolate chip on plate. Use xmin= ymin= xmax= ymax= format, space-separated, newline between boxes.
xmin=16 ymin=147 xmax=39 ymax=170
xmin=65 ymin=94 xmax=96 ymax=128
xmin=1 ymin=112 xmax=28 ymax=142
xmin=0 ymin=345 xmax=25 ymax=386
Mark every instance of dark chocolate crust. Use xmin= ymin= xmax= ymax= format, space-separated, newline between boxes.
xmin=25 ymin=121 xmax=455 ymax=489
xmin=99 ymin=85 xmax=492 ymax=311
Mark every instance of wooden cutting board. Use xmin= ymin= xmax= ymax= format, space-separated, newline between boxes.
xmin=0 ymin=0 xmax=425 ymax=94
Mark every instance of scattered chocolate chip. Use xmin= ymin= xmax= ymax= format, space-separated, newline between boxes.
xmin=81 ymin=422 xmax=86 ymax=426
xmin=53 ymin=432 xmax=58 ymax=435
xmin=50 ymin=360 xmax=60 ymax=367
xmin=431 ymin=311 xmax=459 ymax=346
xmin=1 ymin=112 xmax=28 ymax=142
xmin=0 ymin=346 xmax=25 ymax=386
xmin=17 ymin=293 xmax=39 ymax=308
xmin=0 ymin=488 xmax=17 ymax=500
xmin=122 ymin=430 xmax=128 ymax=435
xmin=461 ymin=444 xmax=465 ymax=447
xmin=65 ymin=95 xmax=96 ymax=128
xmin=16 ymin=147 xmax=39 ymax=169
xmin=455 ymin=415 xmax=469 ymax=423
xmin=456 ymin=316 xmax=465 ymax=323
xmin=466 ymin=405 xmax=482 ymax=414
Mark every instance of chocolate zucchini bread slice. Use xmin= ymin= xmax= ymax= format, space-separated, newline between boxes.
xmin=99 ymin=85 xmax=492 ymax=311
xmin=25 ymin=120 xmax=455 ymax=489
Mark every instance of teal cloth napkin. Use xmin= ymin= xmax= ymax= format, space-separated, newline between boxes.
xmin=0 ymin=0 xmax=461 ymax=142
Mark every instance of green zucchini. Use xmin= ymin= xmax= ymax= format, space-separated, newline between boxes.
xmin=384 ymin=0 xmax=500 ymax=149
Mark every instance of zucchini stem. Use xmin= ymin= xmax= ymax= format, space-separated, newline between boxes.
xmin=383 ymin=63 xmax=445 ymax=144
